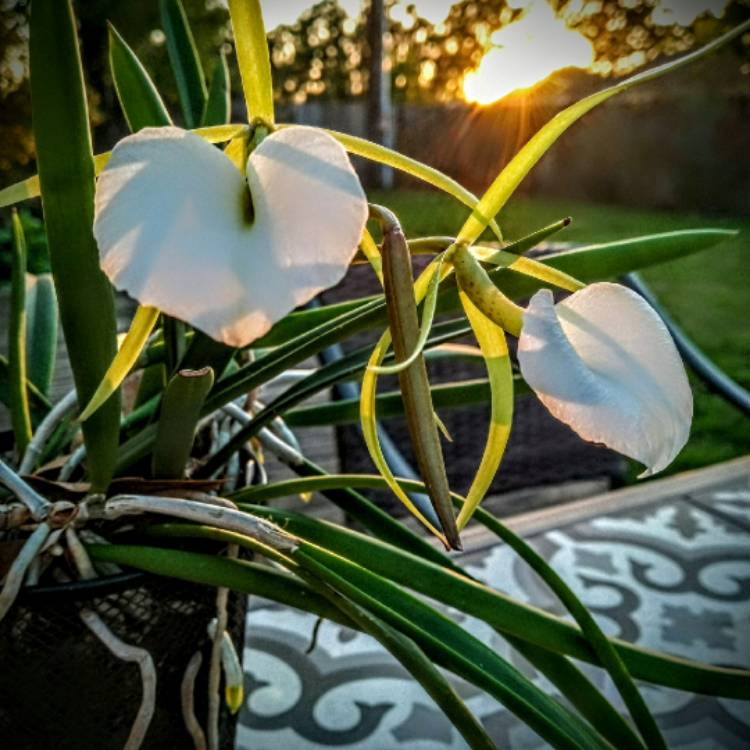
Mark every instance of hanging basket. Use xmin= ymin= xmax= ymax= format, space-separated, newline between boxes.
xmin=0 ymin=571 xmax=246 ymax=750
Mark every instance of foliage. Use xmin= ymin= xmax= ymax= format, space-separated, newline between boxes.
xmin=1 ymin=2 xmax=749 ymax=748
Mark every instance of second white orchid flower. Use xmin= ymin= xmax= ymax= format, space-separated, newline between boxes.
xmin=454 ymin=248 xmax=692 ymax=477
xmin=517 ymin=282 xmax=692 ymax=477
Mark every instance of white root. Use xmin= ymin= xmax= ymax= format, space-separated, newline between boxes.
xmin=208 ymin=585 xmax=230 ymax=750
xmin=181 ymin=651 xmax=207 ymax=750
xmin=19 ymin=389 xmax=78 ymax=475
xmin=0 ymin=522 xmax=50 ymax=621
xmin=80 ymin=609 xmax=157 ymax=750
xmin=65 ymin=527 xmax=96 ymax=580
xmin=95 ymin=494 xmax=298 ymax=553
xmin=0 ymin=458 xmax=51 ymax=521
xmin=59 ymin=442 xmax=87 ymax=481
xmin=222 ymin=402 xmax=304 ymax=467
xmin=68 ymin=530 xmax=156 ymax=750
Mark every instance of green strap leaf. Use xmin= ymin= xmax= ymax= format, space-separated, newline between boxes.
xmin=24 ymin=272 xmax=58 ymax=397
xmin=0 ymin=355 xmax=51 ymax=423
xmin=339 ymin=614 xmax=497 ymax=750
xmin=471 ymin=505 xmax=668 ymax=749
xmin=152 ymin=366 xmax=214 ymax=479
xmin=457 ymin=20 xmax=750 ymax=245
xmin=88 ymin=543 xmax=349 ymax=623
xmin=108 ymin=23 xmax=172 ymax=130
xmin=508 ymin=637 xmax=645 ymax=750
xmin=160 ymin=0 xmax=207 ymax=128
xmin=149 ymin=521 xmax=639 ymax=748
xmin=295 ymin=546 xmax=608 ymax=750
xmin=285 ymin=378 xmax=497 ymax=428
xmin=501 ymin=216 xmax=572 ymax=254
xmin=359 ymin=227 xmax=384 ymax=284
xmin=202 ymin=51 xmax=231 ymax=126
xmin=233 ymin=494 xmax=750 ymax=699
xmin=8 ymin=211 xmax=33 ymax=454
xmin=228 ymin=0 xmax=274 ymax=124
xmin=455 ymin=292 xmax=513 ymax=529
xmin=30 ymin=0 xmax=121 ymax=489
xmin=253 ymin=228 xmax=736 ymax=347
xmin=79 ymin=306 xmax=160 ymax=422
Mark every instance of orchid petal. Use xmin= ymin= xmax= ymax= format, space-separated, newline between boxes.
xmin=517 ymin=282 xmax=692 ymax=476
xmin=93 ymin=125 xmax=367 ymax=347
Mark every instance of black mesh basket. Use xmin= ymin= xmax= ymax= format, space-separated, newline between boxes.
xmin=0 ymin=572 xmax=246 ymax=750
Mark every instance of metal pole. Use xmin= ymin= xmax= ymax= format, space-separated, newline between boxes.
xmin=367 ymin=0 xmax=394 ymax=188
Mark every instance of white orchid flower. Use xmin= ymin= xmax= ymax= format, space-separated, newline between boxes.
xmin=517 ymin=281 xmax=692 ymax=477
xmin=93 ymin=125 xmax=368 ymax=347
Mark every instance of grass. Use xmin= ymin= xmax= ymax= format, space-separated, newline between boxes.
xmin=369 ymin=188 xmax=750 ymax=479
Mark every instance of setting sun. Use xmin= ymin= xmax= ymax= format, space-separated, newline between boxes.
xmin=463 ymin=0 xmax=595 ymax=105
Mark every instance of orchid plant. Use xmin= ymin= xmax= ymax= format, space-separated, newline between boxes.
xmin=1 ymin=1 xmax=749 ymax=749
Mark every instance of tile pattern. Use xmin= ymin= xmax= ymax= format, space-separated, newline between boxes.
xmin=236 ymin=477 xmax=750 ymax=749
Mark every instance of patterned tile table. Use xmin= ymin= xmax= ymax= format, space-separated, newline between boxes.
xmin=236 ymin=463 xmax=750 ymax=749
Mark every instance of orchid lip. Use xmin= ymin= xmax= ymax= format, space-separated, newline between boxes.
xmin=93 ymin=125 xmax=369 ymax=348
xmin=517 ymin=283 xmax=693 ymax=476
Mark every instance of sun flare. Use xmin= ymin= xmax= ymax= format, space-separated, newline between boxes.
xmin=462 ymin=1 xmax=595 ymax=105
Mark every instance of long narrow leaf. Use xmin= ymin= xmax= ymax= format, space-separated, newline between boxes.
xmin=23 ymin=273 xmax=57 ymax=396
xmin=457 ymin=20 xmax=750 ymax=244
xmin=228 ymin=0 xmax=274 ymax=123
xmin=0 ymin=355 xmax=51 ymax=422
xmin=470 ymin=505 xmax=668 ymax=749
xmin=79 ymin=306 xmax=160 ymax=422
xmin=151 ymin=522 xmax=640 ymax=749
xmin=88 ymin=544 xmax=349 ymax=624
xmin=318 ymin=127 xmax=502 ymax=241
xmin=8 ymin=211 xmax=32 ymax=454
xmin=455 ymin=292 xmax=513 ymax=528
xmin=109 ymin=23 xmax=172 ymax=130
xmin=285 ymin=378 xmax=495 ymax=427
xmin=152 ymin=367 xmax=214 ymax=478
xmin=30 ymin=0 xmax=120 ymax=489
xmin=295 ymin=546 xmax=608 ymax=750
xmin=254 ymin=228 xmax=736 ymax=347
xmin=160 ymin=0 xmax=207 ymax=128
xmin=234 ymin=495 xmax=750 ymax=699
xmin=509 ymin=637 xmax=645 ymax=750
xmin=202 ymin=52 xmax=231 ymax=126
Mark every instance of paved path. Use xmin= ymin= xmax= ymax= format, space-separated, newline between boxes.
xmin=236 ymin=457 xmax=750 ymax=749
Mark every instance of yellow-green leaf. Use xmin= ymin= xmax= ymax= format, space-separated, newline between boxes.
xmin=360 ymin=227 xmax=384 ymax=285
xmin=228 ymin=0 xmax=274 ymax=124
xmin=455 ymin=292 xmax=513 ymax=530
xmin=79 ymin=306 xmax=160 ymax=422
xmin=320 ymin=128 xmax=503 ymax=242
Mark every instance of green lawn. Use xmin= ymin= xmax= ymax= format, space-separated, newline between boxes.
xmin=369 ymin=189 xmax=750 ymax=478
